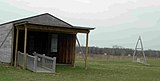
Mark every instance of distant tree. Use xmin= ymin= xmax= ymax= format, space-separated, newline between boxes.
xmin=76 ymin=46 xmax=160 ymax=58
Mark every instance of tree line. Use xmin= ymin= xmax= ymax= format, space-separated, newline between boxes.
xmin=76 ymin=45 xmax=160 ymax=57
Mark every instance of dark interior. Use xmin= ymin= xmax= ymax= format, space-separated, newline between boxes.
xmin=15 ymin=30 xmax=76 ymax=64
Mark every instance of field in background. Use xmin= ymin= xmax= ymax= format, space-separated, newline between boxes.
xmin=81 ymin=54 xmax=160 ymax=66
xmin=0 ymin=54 xmax=160 ymax=81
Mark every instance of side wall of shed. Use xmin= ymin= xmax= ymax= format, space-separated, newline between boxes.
xmin=58 ymin=34 xmax=76 ymax=64
xmin=0 ymin=23 xmax=13 ymax=63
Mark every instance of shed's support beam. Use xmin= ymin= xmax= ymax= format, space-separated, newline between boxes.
xmin=14 ymin=27 xmax=19 ymax=66
xmin=11 ymin=27 xmax=14 ymax=66
xmin=73 ymin=35 xmax=76 ymax=67
xmin=23 ymin=26 xmax=27 ymax=69
xmin=85 ymin=32 xmax=89 ymax=69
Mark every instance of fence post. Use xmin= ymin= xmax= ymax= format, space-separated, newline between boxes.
xmin=14 ymin=27 xmax=19 ymax=66
xmin=42 ymin=54 xmax=45 ymax=67
xmin=52 ymin=57 xmax=56 ymax=73
xmin=23 ymin=26 xmax=27 ymax=69
xmin=34 ymin=55 xmax=37 ymax=72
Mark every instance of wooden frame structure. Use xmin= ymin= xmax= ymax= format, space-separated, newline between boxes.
xmin=0 ymin=13 xmax=94 ymax=71
xmin=85 ymin=33 xmax=89 ymax=69
xmin=133 ymin=36 xmax=147 ymax=64
xmin=13 ymin=22 xmax=94 ymax=69
xmin=14 ymin=27 xmax=19 ymax=66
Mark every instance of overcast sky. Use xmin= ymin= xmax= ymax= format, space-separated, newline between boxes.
xmin=1 ymin=0 xmax=160 ymax=50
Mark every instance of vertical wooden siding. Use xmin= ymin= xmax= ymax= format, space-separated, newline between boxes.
xmin=58 ymin=34 xmax=76 ymax=64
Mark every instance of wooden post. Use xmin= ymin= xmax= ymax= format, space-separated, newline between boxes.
xmin=85 ymin=32 xmax=89 ymax=69
xmin=73 ymin=42 xmax=76 ymax=68
xmin=42 ymin=54 xmax=45 ymax=67
xmin=11 ymin=27 xmax=14 ymax=66
xmin=23 ymin=26 xmax=27 ymax=69
xmin=34 ymin=55 xmax=37 ymax=72
xmin=14 ymin=27 xmax=19 ymax=66
xmin=66 ymin=37 xmax=68 ymax=64
xmin=73 ymin=34 xmax=76 ymax=67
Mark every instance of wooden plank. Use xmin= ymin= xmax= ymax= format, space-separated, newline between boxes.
xmin=68 ymin=36 xmax=71 ymax=64
xmin=35 ymin=53 xmax=55 ymax=60
xmin=34 ymin=56 xmax=37 ymax=72
xmin=11 ymin=27 xmax=14 ymax=66
xmin=68 ymin=35 xmax=72 ymax=64
xmin=71 ymin=35 xmax=73 ymax=65
xmin=57 ymin=36 xmax=60 ymax=63
xmin=18 ymin=24 xmax=89 ymax=33
xmin=73 ymin=34 xmax=76 ymax=67
xmin=14 ymin=27 xmax=19 ymax=66
xmin=63 ymin=37 xmax=67 ymax=64
xmin=57 ymin=36 xmax=61 ymax=63
xmin=58 ymin=36 xmax=62 ymax=63
xmin=59 ymin=36 xmax=62 ymax=63
xmin=23 ymin=26 xmax=27 ymax=69
xmin=62 ymin=37 xmax=65 ymax=63
xmin=29 ymin=24 xmax=90 ymax=33
xmin=85 ymin=33 xmax=89 ymax=69
xmin=66 ymin=37 xmax=68 ymax=64
xmin=47 ymin=34 xmax=50 ymax=56
xmin=70 ymin=34 xmax=75 ymax=64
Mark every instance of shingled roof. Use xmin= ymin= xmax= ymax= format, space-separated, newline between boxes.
xmin=0 ymin=13 xmax=94 ymax=30
xmin=0 ymin=13 xmax=72 ymax=27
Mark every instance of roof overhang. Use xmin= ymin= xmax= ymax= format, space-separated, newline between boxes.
xmin=14 ymin=22 xmax=95 ymax=34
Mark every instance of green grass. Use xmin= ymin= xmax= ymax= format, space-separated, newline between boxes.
xmin=0 ymin=57 xmax=160 ymax=81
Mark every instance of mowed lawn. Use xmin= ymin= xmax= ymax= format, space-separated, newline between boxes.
xmin=0 ymin=57 xmax=160 ymax=81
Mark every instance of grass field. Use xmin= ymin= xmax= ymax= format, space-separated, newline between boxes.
xmin=0 ymin=55 xmax=160 ymax=81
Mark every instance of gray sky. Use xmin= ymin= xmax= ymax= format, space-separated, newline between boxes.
xmin=1 ymin=0 xmax=160 ymax=50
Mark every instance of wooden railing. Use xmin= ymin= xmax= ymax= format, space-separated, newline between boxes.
xmin=33 ymin=52 xmax=56 ymax=73
xmin=17 ymin=51 xmax=56 ymax=73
